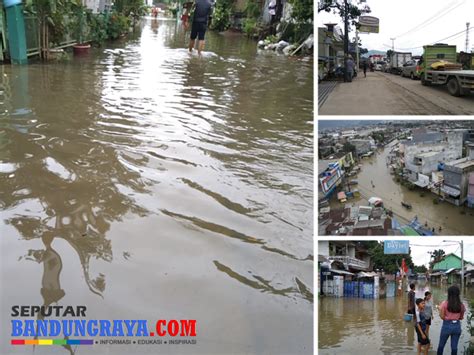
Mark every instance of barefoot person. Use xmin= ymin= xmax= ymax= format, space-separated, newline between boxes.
xmin=437 ymin=285 xmax=465 ymax=355
xmin=415 ymin=298 xmax=430 ymax=355
xmin=188 ymin=0 xmax=213 ymax=55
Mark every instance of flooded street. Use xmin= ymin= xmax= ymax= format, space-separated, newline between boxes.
xmin=319 ymin=283 xmax=474 ymax=354
xmin=0 ymin=17 xmax=313 ymax=354
xmin=349 ymin=143 xmax=474 ymax=235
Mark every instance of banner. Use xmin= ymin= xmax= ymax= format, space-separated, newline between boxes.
xmin=384 ymin=240 xmax=409 ymax=254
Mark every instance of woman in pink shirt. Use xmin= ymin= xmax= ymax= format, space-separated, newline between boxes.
xmin=437 ymin=285 xmax=465 ymax=355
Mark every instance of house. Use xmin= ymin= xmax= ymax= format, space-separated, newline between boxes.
xmin=432 ymin=253 xmax=473 ymax=284
xmin=441 ymin=157 xmax=474 ymax=206
xmin=351 ymin=139 xmax=372 ymax=156
xmin=318 ymin=24 xmax=344 ymax=66
xmin=319 ymin=241 xmax=371 ymax=273
xmin=401 ymin=130 xmax=464 ymax=185
xmin=468 ymin=172 xmax=474 ymax=208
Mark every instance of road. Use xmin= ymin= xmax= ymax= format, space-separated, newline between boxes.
xmin=319 ymin=71 xmax=474 ymax=115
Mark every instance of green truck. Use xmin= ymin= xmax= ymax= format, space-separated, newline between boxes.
xmin=420 ymin=44 xmax=474 ymax=96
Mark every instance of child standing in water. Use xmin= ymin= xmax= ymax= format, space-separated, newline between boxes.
xmin=423 ymin=291 xmax=433 ymax=339
xmin=415 ymin=298 xmax=430 ymax=355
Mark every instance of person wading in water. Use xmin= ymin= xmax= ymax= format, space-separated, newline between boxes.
xmin=188 ymin=0 xmax=213 ymax=56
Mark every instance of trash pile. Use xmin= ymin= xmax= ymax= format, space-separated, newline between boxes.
xmin=257 ymin=34 xmax=313 ymax=56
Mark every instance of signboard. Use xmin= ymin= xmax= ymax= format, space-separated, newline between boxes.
xmin=358 ymin=16 xmax=379 ymax=33
xmin=384 ymin=240 xmax=409 ymax=254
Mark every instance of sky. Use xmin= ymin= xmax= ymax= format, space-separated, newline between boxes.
xmin=406 ymin=240 xmax=474 ymax=267
xmin=317 ymin=0 xmax=474 ymax=55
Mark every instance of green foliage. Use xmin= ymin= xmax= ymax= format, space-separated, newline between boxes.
xmin=87 ymin=12 xmax=109 ymax=45
xmin=210 ymin=0 xmax=232 ymax=32
xmin=265 ymin=35 xmax=278 ymax=44
xmin=107 ymin=12 xmax=130 ymax=40
xmin=413 ymin=265 xmax=427 ymax=273
xmin=428 ymin=249 xmax=445 ymax=269
xmin=243 ymin=18 xmax=258 ymax=37
xmin=48 ymin=10 xmax=69 ymax=45
xmin=360 ymin=241 xmax=414 ymax=274
xmin=318 ymin=0 xmax=371 ymax=25
xmin=69 ymin=2 xmax=89 ymax=44
xmin=342 ymin=142 xmax=356 ymax=154
xmin=288 ymin=0 xmax=313 ymax=23
xmin=244 ymin=0 xmax=260 ymax=19
xmin=279 ymin=21 xmax=312 ymax=43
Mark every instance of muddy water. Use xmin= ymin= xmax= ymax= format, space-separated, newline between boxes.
xmin=354 ymin=143 xmax=474 ymax=235
xmin=0 ymin=17 xmax=313 ymax=354
xmin=319 ymin=282 xmax=474 ymax=354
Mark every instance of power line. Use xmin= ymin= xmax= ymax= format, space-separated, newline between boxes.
xmin=389 ymin=27 xmax=474 ymax=51
xmin=395 ymin=0 xmax=465 ymax=38
xmin=394 ymin=0 xmax=465 ymax=39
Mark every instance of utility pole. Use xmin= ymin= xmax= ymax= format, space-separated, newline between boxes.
xmin=356 ymin=29 xmax=360 ymax=70
xmin=466 ymin=22 xmax=470 ymax=53
xmin=390 ymin=38 xmax=395 ymax=51
xmin=344 ymin=0 xmax=349 ymax=82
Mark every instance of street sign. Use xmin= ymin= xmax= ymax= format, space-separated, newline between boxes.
xmin=384 ymin=240 xmax=409 ymax=254
xmin=358 ymin=16 xmax=379 ymax=33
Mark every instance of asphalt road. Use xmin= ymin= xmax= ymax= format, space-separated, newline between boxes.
xmin=318 ymin=71 xmax=474 ymax=115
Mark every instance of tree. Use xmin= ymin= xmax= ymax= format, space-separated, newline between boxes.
xmin=386 ymin=49 xmax=393 ymax=59
xmin=342 ymin=142 xmax=356 ymax=154
xmin=428 ymin=249 xmax=446 ymax=270
xmin=360 ymin=241 xmax=414 ymax=274
xmin=413 ymin=265 xmax=427 ymax=274
xmin=287 ymin=0 xmax=313 ymax=23
xmin=318 ymin=0 xmax=371 ymax=26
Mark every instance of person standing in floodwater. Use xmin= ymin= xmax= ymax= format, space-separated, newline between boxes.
xmin=363 ymin=61 xmax=367 ymax=78
xmin=423 ymin=291 xmax=433 ymax=340
xmin=415 ymin=298 xmax=430 ymax=355
xmin=407 ymin=283 xmax=416 ymax=316
xmin=437 ymin=285 xmax=465 ymax=355
xmin=188 ymin=0 xmax=213 ymax=56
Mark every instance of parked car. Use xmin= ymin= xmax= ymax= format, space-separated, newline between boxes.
xmin=374 ymin=61 xmax=386 ymax=71
xmin=401 ymin=59 xmax=420 ymax=79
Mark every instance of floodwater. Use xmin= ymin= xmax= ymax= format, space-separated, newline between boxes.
xmin=353 ymin=142 xmax=474 ymax=235
xmin=319 ymin=282 xmax=474 ymax=354
xmin=0 ymin=17 xmax=313 ymax=354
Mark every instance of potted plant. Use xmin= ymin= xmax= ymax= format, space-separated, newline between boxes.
xmin=71 ymin=2 xmax=90 ymax=54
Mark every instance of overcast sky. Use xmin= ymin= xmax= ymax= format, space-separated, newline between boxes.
xmin=318 ymin=0 xmax=474 ymax=55
xmin=404 ymin=240 xmax=473 ymax=267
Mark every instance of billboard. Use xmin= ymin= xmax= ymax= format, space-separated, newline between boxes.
xmin=384 ymin=240 xmax=409 ymax=254
xmin=358 ymin=16 xmax=379 ymax=33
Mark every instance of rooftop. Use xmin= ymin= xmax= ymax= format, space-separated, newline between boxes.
xmin=445 ymin=157 xmax=474 ymax=170
xmin=415 ymin=151 xmax=440 ymax=158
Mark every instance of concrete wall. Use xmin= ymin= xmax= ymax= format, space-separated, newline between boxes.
xmin=404 ymin=132 xmax=463 ymax=176
xmin=351 ymin=139 xmax=371 ymax=155
xmin=319 ymin=241 xmax=329 ymax=256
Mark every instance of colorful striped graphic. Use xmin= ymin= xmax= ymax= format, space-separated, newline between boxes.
xmin=11 ymin=339 xmax=94 ymax=345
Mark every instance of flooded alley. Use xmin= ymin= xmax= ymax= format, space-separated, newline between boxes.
xmin=0 ymin=16 xmax=313 ymax=354
xmin=319 ymin=282 xmax=474 ymax=354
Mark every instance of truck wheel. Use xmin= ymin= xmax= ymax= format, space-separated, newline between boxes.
xmin=421 ymin=76 xmax=430 ymax=86
xmin=447 ymin=77 xmax=461 ymax=96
